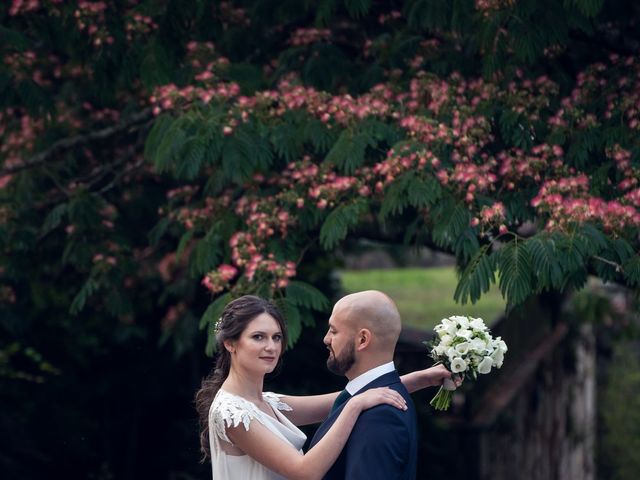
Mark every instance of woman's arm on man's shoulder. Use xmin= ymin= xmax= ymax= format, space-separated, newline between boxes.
xmin=276 ymin=392 xmax=339 ymax=426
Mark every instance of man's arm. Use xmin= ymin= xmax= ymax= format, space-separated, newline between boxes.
xmin=401 ymin=364 xmax=460 ymax=392
xmin=343 ymin=406 xmax=411 ymax=480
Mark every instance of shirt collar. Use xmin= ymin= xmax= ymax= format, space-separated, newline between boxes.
xmin=345 ymin=361 xmax=396 ymax=395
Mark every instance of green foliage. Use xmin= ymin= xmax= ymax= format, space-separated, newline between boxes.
xmin=454 ymin=243 xmax=496 ymax=305
xmin=525 ymin=233 xmax=565 ymax=291
xmin=431 ymin=200 xmax=471 ymax=250
xmin=285 ymin=280 xmax=330 ymax=312
xmin=1 ymin=0 xmax=638 ymax=376
xmin=498 ymin=237 xmax=534 ymax=307
xmin=70 ymin=277 xmax=100 ymax=315
xmin=319 ymin=200 xmax=367 ymax=249
xmin=380 ymin=173 xmax=442 ymax=218
xmin=324 ymin=128 xmax=371 ymax=174
xmin=200 ymin=292 xmax=231 ymax=356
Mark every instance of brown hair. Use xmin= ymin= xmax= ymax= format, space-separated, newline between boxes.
xmin=194 ymin=295 xmax=287 ymax=460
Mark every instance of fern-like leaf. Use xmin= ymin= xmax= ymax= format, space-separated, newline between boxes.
xmin=623 ymin=255 xmax=640 ymax=287
xmin=454 ymin=243 xmax=496 ymax=304
xmin=498 ymin=237 xmax=533 ymax=306
xmin=285 ymin=280 xmax=330 ymax=311
xmin=70 ymin=278 xmax=99 ymax=315
xmin=526 ymin=234 xmax=564 ymax=291
xmin=345 ymin=0 xmax=372 ymax=18
xmin=41 ymin=203 xmax=68 ymax=235
xmin=320 ymin=201 xmax=365 ymax=249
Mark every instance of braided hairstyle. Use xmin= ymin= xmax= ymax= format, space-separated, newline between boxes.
xmin=194 ymin=295 xmax=287 ymax=460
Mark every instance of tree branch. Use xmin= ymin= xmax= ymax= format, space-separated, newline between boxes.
xmin=1 ymin=108 xmax=153 ymax=177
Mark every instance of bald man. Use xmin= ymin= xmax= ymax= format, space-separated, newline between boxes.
xmin=308 ymin=290 xmax=418 ymax=480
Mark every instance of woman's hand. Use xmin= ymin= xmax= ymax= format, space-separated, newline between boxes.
xmin=350 ymin=387 xmax=408 ymax=412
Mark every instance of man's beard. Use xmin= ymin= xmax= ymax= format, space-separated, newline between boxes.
xmin=326 ymin=340 xmax=356 ymax=375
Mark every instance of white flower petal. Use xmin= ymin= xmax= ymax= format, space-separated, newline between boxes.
xmin=450 ymin=357 xmax=468 ymax=373
xmin=477 ymin=356 xmax=493 ymax=374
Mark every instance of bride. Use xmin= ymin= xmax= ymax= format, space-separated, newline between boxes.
xmin=195 ymin=295 xmax=453 ymax=480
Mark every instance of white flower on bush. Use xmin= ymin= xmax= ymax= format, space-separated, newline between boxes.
xmin=450 ymin=357 xmax=467 ymax=373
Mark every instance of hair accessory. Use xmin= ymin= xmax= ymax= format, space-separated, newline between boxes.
xmin=214 ymin=316 xmax=224 ymax=335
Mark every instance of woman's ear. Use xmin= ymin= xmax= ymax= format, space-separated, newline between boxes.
xmin=223 ymin=339 xmax=236 ymax=354
xmin=356 ymin=328 xmax=372 ymax=351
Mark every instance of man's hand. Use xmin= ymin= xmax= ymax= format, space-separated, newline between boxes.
xmin=401 ymin=364 xmax=464 ymax=393
xmin=423 ymin=364 xmax=463 ymax=388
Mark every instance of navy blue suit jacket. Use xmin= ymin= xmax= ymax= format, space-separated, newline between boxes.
xmin=309 ymin=370 xmax=418 ymax=480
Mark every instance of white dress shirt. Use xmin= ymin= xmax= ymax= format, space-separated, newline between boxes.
xmin=345 ymin=361 xmax=396 ymax=395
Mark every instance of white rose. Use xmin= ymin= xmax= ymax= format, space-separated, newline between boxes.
xmin=440 ymin=334 xmax=453 ymax=346
xmin=495 ymin=337 xmax=508 ymax=352
xmin=434 ymin=321 xmax=447 ymax=334
xmin=446 ymin=322 xmax=458 ymax=336
xmin=450 ymin=315 xmax=469 ymax=329
xmin=457 ymin=328 xmax=473 ymax=340
xmin=455 ymin=342 xmax=470 ymax=355
xmin=477 ymin=356 xmax=493 ymax=374
xmin=450 ymin=357 xmax=468 ymax=373
xmin=434 ymin=345 xmax=447 ymax=356
xmin=470 ymin=338 xmax=487 ymax=353
xmin=470 ymin=317 xmax=487 ymax=331
xmin=491 ymin=348 xmax=504 ymax=368
xmin=446 ymin=347 xmax=457 ymax=361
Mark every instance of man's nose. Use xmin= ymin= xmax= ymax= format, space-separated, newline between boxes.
xmin=323 ymin=332 xmax=330 ymax=345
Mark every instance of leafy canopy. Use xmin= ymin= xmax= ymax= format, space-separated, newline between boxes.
xmin=1 ymin=0 xmax=639 ymax=359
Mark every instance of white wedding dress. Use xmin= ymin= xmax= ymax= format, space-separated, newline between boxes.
xmin=209 ymin=389 xmax=307 ymax=480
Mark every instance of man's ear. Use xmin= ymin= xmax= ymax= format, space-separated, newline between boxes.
xmin=223 ymin=339 xmax=235 ymax=354
xmin=356 ymin=328 xmax=372 ymax=351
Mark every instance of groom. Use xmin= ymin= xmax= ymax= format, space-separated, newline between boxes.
xmin=309 ymin=290 xmax=418 ymax=479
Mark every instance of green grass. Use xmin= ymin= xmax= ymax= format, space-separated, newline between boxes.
xmin=339 ymin=267 xmax=506 ymax=331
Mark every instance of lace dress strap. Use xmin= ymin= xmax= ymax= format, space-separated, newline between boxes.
xmin=210 ymin=390 xmax=292 ymax=444
xmin=210 ymin=390 xmax=260 ymax=444
xmin=263 ymin=392 xmax=293 ymax=412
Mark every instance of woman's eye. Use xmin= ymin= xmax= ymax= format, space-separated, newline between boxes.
xmin=273 ymin=334 xmax=282 ymax=342
xmin=253 ymin=334 xmax=263 ymax=340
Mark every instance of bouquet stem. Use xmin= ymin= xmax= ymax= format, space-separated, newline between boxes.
xmin=429 ymin=386 xmax=453 ymax=411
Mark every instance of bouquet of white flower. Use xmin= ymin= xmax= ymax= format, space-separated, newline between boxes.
xmin=429 ymin=315 xmax=508 ymax=411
